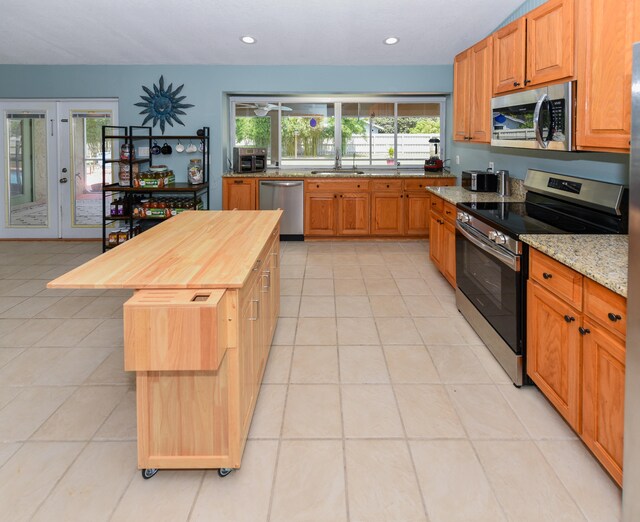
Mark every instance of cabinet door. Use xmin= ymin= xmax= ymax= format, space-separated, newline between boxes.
xmin=453 ymin=49 xmax=471 ymax=141
xmin=223 ymin=179 xmax=256 ymax=210
xmin=526 ymin=0 xmax=575 ymax=87
xmin=269 ymin=235 xmax=280 ymax=330
xmin=576 ymin=0 xmax=639 ymax=151
xmin=527 ymin=281 xmax=582 ymax=430
xmin=304 ymin=193 xmax=336 ymax=236
xmin=239 ymin=292 xmax=256 ymax=432
xmin=371 ymin=193 xmax=404 ymax=236
xmin=429 ymin=211 xmax=443 ymax=269
xmin=338 ymin=193 xmax=370 ymax=236
xmin=493 ymin=18 xmax=526 ymax=94
xmin=469 ymin=37 xmax=493 ymax=143
xmin=405 ymin=193 xmax=431 ymax=236
xmin=443 ymin=220 xmax=457 ymax=287
xmin=582 ymin=319 xmax=625 ymax=486
xmin=259 ymin=258 xmax=272 ymax=377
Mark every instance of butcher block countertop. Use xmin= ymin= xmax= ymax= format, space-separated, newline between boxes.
xmin=48 ymin=210 xmax=283 ymax=290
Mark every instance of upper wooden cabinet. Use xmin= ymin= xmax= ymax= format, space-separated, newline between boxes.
xmin=453 ymin=37 xmax=493 ymax=143
xmin=576 ymin=0 xmax=640 ymax=152
xmin=492 ymin=0 xmax=574 ymax=95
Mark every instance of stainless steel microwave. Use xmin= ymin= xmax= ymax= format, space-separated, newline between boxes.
xmin=491 ymin=81 xmax=575 ymax=151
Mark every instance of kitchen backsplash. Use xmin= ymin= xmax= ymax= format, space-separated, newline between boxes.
xmin=510 ymin=178 xmax=526 ymax=199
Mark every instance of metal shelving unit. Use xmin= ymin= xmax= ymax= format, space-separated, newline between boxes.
xmin=101 ymin=125 xmax=210 ymax=251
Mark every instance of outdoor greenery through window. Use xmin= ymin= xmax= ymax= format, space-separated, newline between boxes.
xmin=231 ymin=97 xmax=444 ymax=169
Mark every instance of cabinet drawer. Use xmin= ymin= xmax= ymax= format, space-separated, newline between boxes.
xmin=530 ymin=249 xmax=583 ymax=310
xmin=404 ymin=179 xmax=430 ymax=191
xmin=429 ymin=196 xmax=444 ymax=214
xmin=305 ymin=180 xmax=369 ymax=192
xmin=443 ymin=202 xmax=457 ymax=223
xmin=227 ymin=178 xmax=254 ymax=185
xmin=372 ymin=179 xmax=402 ymax=192
xmin=124 ymin=289 xmax=228 ymax=371
xmin=584 ymin=278 xmax=627 ymax=338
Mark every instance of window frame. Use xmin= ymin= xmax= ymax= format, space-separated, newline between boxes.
xmin=229 ymin=95 xmax=446 ymax=170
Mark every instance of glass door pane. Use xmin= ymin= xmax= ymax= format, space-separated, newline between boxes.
xmin=70 ymin=111 xmax=113 ymax=226
xmin=6 ymin=112 xmax=49 ymax=227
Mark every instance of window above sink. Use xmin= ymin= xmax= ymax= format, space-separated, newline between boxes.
xmin=229 ymin=95 xmax=446 ymax=170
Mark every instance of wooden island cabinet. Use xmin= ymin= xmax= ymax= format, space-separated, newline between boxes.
xmin=527 ymin=248 xmax=627 ymax=486
xmin=49 ymin=210 xmax=282 ymax=478
xmin=429 ymin=194 xmax=457 ymax=287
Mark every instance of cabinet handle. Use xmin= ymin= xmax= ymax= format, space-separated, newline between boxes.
xmin=542 ymin=272 xmax=552 ymax=279
xmin=564 ymin=315 xmax=575 ymax=323
xmin=249 ymin=298 xmax=260 ymax=320
xmin=579 ymin=326 xmax=591 ymax=336
xmin=513 ymin=81 xmax=520 ymax=87
xmin=262 ymin=270 xmax=271 ymax=292
xmin=445 ymin=210 xmax=451 ymax=215
xmin=271 ymin=251 xmax=279 ymax=268
xmin=233 ymin=180 xmax=244 ymax=184
xmin=608 ymin=312 xmax=622 ymax=322
xmin=253 ymin=259 xmax=262 ymax=271
xmin=524 ymin=79 xmax=531 ymax=85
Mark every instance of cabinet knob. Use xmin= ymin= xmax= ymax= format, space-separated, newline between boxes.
xmin=334 ymin=194 xmax=337 ymax=198
xmin=524 ymin=79 xmax=531 ymax=85
xmin=400 ymin=195 xmax=403 ymax=198
xmin=419 ymin=184 xmax=423 ymax=188
xmin=340 ymin=195 xmax=343 ymax=198
xmin=608 ymin=312 xmax=622 ymax=322
xmin=564 ymin=315 xmax=575 ymax=323
xmin=446 ymin=210 xmax=451 ymax=215
xmin=357 ymin=184 xmax=360 ymax=188
xmin=542 ymin=272 xmax=553 ymax=279
xmin=316 ymin=184 xmax=320 ymax=188
xmin=513 ymin=81 xmax=520 ymax=87
xmin=579 ymin=327 xmax=591 ymax=336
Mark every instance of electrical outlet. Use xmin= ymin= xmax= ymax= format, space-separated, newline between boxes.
xmin=455 ymin=155 xmax=460 ymax=165
xmin=488 ymin=161 xmax=494 ymax=172
xmin=138 ymin=146 xmax=149 ymax=157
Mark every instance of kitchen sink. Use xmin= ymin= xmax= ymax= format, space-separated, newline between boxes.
xmin=310 ymin=169 xmax=365 ymax=175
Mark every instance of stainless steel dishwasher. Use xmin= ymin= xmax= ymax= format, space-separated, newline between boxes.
xmin=259 ymin=180 xmax=304 ymax=240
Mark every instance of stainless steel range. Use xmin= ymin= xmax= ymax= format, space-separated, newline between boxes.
xmin=455 ymin=169 xmax=628 ymax=386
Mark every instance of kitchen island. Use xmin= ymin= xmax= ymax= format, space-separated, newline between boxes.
xmin=48 ymin=210 xmax=282 ymax=478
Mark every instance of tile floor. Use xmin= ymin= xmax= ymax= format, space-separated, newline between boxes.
xmin=0 ymin=239 xmax=622 ymax=522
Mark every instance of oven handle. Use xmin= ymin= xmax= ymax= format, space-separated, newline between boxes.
xmin=533 ymin=93 xmax=550 ymax=149
xmin=456 ymin=221 xmax=520 ymax=271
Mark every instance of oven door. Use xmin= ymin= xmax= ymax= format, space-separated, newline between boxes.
xmin=455 ymin=221 xmax=524 ymax=354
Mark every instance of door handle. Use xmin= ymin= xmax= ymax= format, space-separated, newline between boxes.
xmin=59 ymin=178 xmax=68 ymax=183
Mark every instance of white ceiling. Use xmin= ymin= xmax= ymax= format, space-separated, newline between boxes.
xmin=0 ymin=0 xmax=523 ymax=65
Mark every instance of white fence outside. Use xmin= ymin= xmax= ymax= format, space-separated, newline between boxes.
xmin=332 ymin=133 xmax=440 ymax=159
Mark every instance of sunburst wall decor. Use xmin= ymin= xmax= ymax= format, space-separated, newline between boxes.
xmin=135 ymin=75 xmax=194 ymax=134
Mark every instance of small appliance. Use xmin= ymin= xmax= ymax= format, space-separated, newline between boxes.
xmin=233 ymin=147 xmax=267 ymax=173
xmin=461 ymin=170 xmax=498 ymax=192
xmin=424 ymin=137 xmax=443 ymax=172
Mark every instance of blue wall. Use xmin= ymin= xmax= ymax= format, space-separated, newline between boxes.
xmin=0 ymin=64 xmax=453 ymax=209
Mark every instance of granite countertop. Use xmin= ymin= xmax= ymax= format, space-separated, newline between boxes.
xmin=521 ymin=234 xmax=628 ymax=297
xmin=426 ymin=186 xmax=525 ymax=204
xmin=223 ymin=169 xmax=456 ymax=180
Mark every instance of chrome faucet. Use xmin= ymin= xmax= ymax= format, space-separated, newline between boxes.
xmin=334 ymin=147 xmax=342 ymax=170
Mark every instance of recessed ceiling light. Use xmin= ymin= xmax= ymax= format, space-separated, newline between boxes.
xmin=384 ymin=37 xmax=399 ymax=45
xmin=241 ymin=36 xmax=256 ymax=44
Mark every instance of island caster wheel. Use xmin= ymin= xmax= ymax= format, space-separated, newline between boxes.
xmin=218 ymin=468 xmax=233 ymax=477
xmin=142 ymin=468 xmax=159 ymax=479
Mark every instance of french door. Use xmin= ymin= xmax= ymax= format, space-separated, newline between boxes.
xmin=0 ymin=99 xmax=118 ymax=238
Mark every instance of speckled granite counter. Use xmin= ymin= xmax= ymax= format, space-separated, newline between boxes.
xmin=521 ymin=234 xmax=628 ymax=297
xmin=223 ymin=169 xmax=457 ymax=180
xmin=426 ymin=186 xmax=525 ymax=204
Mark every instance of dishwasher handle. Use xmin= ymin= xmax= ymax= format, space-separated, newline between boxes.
xmin=260 ymin=180 xmax=303 ymax=188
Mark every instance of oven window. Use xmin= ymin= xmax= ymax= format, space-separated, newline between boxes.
xmin=456 ymin=233 xmax=523 ymax=353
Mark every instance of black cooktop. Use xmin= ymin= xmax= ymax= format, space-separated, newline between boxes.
xmin=457 ymin=192 xmax=627 ymax=238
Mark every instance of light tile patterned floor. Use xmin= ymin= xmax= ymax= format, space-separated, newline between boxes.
xmin=0 ymin=239 xmax=622 ymax=522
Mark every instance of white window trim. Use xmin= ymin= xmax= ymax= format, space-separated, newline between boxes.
xmin=228 ymin=95 xmax=447 ymax=170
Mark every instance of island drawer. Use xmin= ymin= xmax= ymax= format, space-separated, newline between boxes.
xmin=584 ymin=278 xmax=627 ymax=337
xmin=124 ymin=289 xmax=229 ymax=371
xmin=530 ymin=249 xmax=583 ymax=310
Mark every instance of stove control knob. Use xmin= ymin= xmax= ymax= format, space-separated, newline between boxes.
xmin=494 ymin=233 xmax=507 ymax=245
xmin=488 ymin=230 xmax=498 ymax=241
xmin=457 ymin=212 xmax=470 ymax=223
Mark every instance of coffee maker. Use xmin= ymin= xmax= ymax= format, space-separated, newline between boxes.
xmin=424 ymin=137 xmax=443 ymax=172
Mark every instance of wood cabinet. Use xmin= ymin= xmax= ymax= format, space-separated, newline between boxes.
xmin=223 ymin=178 xmax=257 ymax=210
xmin=527 ymin=248 xmax=627 ymax=486
xmin=338 ymin=193 xmax=370 ymax=235
xmin=372 ymin=192 xmax=404 ymax=236
xmin=492 ymin=0 xmax=574 ymax=95
xmin=304 ymin=193 xmax=336 ymax=236
xmin=576 ymin=0 xmax=640 ymax=152
xmin=404 ymin=193 xmax=430 ymax=236
xmin=527 ymin=280 xmax=582 ymax=430
xmin=453 ymin=37 xmax=493 ymax=143
xmin=429 ymin=196 xmax=456 ymax=287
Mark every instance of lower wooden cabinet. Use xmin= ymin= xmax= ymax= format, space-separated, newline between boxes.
xmin=429 ymin=196 xmax=456 ymax=287
xmin=338 ymin=193 xmax=370 ymax=235
xmin=527 ymin=248 xmax=626 ymax=486
xmin=304 ymin=193 xmax=336 ymax=236
xmin=371 ymin=192 xmax=404 ymax=236
xmin=527 ymin=280 xmax=582 ymax=431
xmin=223 ymin=178 xmax=257 ymax=210
xmin=405 ymin=192 xmax=431 ymax=236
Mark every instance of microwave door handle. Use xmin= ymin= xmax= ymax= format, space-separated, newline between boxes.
xmin=533 ymin=93 xmax=549 ymax=149
xmin=456 ymin=221 xmax=520 ymax=271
